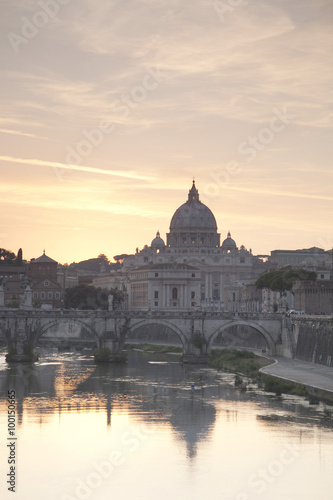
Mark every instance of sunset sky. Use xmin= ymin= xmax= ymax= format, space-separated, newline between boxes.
xmin=1 ymin=0 xmax=332 ymax=264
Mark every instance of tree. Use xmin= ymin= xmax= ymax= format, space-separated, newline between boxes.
xmin=113 ymin=254 xmax=129 ymax=264
xmin=97 ymin=254 xmax=110 ymax=263
xmin=64 ymin=285 xmax=125 ymax=310
xmin=256 ymin=269 xmax=317 ymax=293
xmin=64 ymin=285 xmax=109 ymax=310
xmin=109 ymin=287 xmax=125 ymax=310
xmin=16 ymin=248 xmax=23 ymax=265
xmin=0 ymin=248 xmax=16 ymax=265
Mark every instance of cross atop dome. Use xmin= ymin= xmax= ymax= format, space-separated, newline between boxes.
xmin=188 ymin=179 xmax=199 ymax=203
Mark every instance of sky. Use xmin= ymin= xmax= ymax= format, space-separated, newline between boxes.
xmin=0 ymin=0 xmax=332 ymax=264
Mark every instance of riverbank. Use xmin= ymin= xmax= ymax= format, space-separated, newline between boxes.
xmin=208 ymin=349 xmax=311 ymax=398
xmin=260 ymin=356 xmax=333 ymax=404
xmin=126 ymin=345 xmax=333 ymax=404
xmin=125 ymin=345 xmax=311 ymax=399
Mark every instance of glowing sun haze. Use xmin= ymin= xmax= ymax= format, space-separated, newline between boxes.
xmin=1 ymin=0 xmax=332 ymax=264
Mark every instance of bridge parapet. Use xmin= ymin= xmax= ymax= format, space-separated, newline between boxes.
xmin=124 ymin=310 xmax=284 ymax=321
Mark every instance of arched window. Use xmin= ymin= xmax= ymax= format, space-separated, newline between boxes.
xmin=172 ymin=287 xmax=178 ymax=299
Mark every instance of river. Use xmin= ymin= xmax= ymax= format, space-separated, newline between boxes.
xmin=0 ymin=348 xmax=332 ymax=500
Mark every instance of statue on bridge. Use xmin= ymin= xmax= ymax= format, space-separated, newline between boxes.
xmin=108 ymin=294 xmax=114 ymax=311
xmin=20 ymin=285 xmax=33 ymax=310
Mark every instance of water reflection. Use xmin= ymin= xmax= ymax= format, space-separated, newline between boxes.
xmin=1 ymin=349 xmax=332 ymax=435
xmin=0 ymin=349 xmax=333 ymax=500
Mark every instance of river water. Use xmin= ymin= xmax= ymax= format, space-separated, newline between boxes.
xmin=0 ymin=348 xmax=333 ymax=500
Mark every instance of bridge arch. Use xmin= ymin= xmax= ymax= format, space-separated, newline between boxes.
xmin=35 ymin=317 xmax=100 ymax=345
xmin=126 ymin=319 xmax=188 ymax=350
xmin=208 ymin=320 xmax=276 ymax=354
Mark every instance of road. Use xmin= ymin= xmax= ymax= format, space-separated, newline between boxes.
xmin=260 ymin=356 xmax=333 ymax=393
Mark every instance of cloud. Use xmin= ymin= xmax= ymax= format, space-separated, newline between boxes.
xmin=0 ymin=0 xmax=332 ymax=261
xmin=0 ymin=128 xmax=49 ymax=140
xmin=0 ymin=155 xmax=156 ymax=181
xmin=222 ymin=185 xmax=333 ymax=202
xmin=0 ymin=192 xmax=168 ymax=219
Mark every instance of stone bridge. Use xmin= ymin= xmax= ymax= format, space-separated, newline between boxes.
xmin=0 ymin=308 xmax=294 ymax=362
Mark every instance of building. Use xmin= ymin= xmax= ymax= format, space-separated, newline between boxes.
xmin=29 ymin=251 xmax=63 ymax=308
xmin=92 ymin=268 xmax=129 ymax=291
xmin=269 ymin=247 xmax=331 ymax=269
xmin=122 ymin=181 xmax=266 ymax=310
xmin=0 ymin=265 xmax=28 ymax=306
xmin=293 ymin=279 xmax=333 ymax=314
xmin=129 ymin=263 xmax=201 ymax=310
xmin=57 ymin=265 xmax=79 ymax=292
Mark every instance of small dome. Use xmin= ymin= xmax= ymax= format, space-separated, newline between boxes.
xmin=222 ymin=231 xmax=237 ymax=250
xmin=151 ymin=231 xmax=165 ymax=249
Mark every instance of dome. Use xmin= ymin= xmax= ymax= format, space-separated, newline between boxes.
xmin=221 ymin=231 xmax=237 ymax=251
xmin=151 ymin=231 xmax=165 ymax=249
xmin=167 ymin=181 xmax=220 ymax=248
xmin=169 ymin=181 xmax=217 ymax=232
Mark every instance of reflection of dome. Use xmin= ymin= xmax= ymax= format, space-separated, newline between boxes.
xmin=167 ymin=181 xmax=220 ymax=248
xmin=151 ymin=231 xmax=165 ymax=249
xmin=221 ymin=231 xmax=237 ymax=252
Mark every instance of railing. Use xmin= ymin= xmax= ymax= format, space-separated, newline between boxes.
xmin=0 ymin=307 xmax=285 ymax=321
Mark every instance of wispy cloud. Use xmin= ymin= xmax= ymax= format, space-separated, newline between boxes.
xmin=0 ymin=155 xmax=156 ymax=181
xmin=0 ymin=129 xmax=49 ymax=140
xmin=223 ymin=185 xmax=333 ymax=202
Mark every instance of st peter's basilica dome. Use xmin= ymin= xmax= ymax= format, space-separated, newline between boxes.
xmin=166 ymin=181 xmax=220 ymax=248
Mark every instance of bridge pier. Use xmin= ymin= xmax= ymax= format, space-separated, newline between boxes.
xmin=181 ymin=325 xmax=211 ymax=364
xmin=5 ymin=346 xmax=39 ymax=363
xmin=94 ymin=339 xmax=127 ymax=363
xmin=5 ymin=318 xmax=40 ymax=363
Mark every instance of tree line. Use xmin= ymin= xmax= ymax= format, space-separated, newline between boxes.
xmin=256 ymin=268 xmax=317 ymax=292
xmin=0 ymin=248 xmax=23 ymax=266
xmin=64 ymin=285 xmax=124 ymax=310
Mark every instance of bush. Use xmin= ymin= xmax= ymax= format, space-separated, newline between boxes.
xmin=192 ymin=334 xmax=205 ymax=350
xmin=6 ymin=299 xmax=20 ymax=308
xmin=93 ymin=347 xmax=112 ymax=362
xmin=208 ymin=349 xmax=263 ymax=377
xmin=262 ymin=375 xmax=308 ymax=397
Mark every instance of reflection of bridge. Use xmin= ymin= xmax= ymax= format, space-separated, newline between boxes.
xmin=0 ymin=309 xmax=295 ymax=362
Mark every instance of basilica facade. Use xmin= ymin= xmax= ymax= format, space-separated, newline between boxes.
xmin=124 ymin=181 xmax=266 ymax=311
